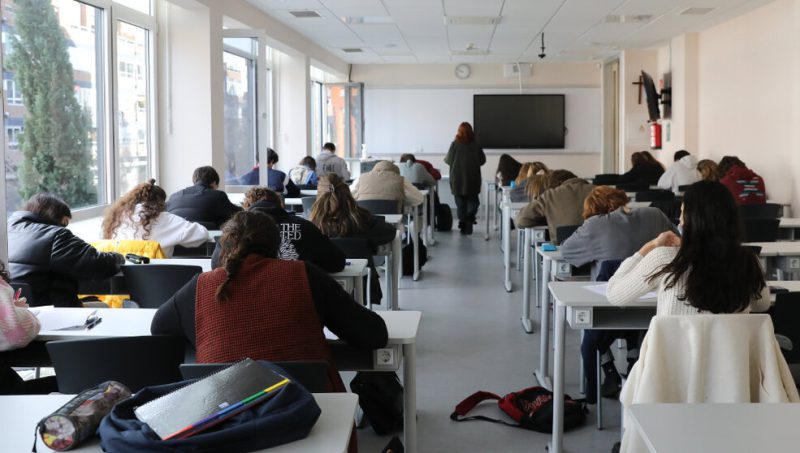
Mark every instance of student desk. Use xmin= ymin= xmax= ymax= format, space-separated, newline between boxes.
xmin=744 ymin=241 xmax=800 ymax=280
xmin=403 ymin=201 xmax=424 ymax=281
xmin=501 ymin=200 xmax=529 ymax=292
xmin=779 ymin=217 xmax=800 ymax=241
xmin=34 ymin=309 xmax=422 ymax=453
xmin=283 ymin=197 xmax=304 ymax=206
xmin=520 ymin=226 xmax=548 ymax=333
xmin=544 ymin=280 xmax=800 ymax=453
xmin=627 ymin=403 xmax=800 ymax=453
xmin=226 ymin=192 xmax=245 ymax=206
xmin=484 ymin=181 xmax=499 ymax=240
xmin=6 ymin=393 xmax=358 ymax=453
xmin=300 ymin=189 xmax=318 ymax=196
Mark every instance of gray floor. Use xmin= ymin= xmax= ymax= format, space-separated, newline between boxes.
xmin=352 ymin=213 xmax=623 ymax=453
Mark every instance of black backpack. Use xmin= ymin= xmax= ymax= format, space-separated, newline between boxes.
xmin=350 ymin=372 xmax=404 ymax=435
xmin=451 ymin=386 xmax=586 ymax=433
xmin=435 ymin=203 xmax=453 ymax=231
xmin=402 ymin=237 xmax=427 ymax=276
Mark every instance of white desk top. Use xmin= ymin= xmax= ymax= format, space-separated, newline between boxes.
xmin=628 ymin=403 xmax=800 ymax=453
xmin=300 ymin=189 xmax=318 ymax=196
xmin=126 ymin=259 xmax=212 ymax=273
xmin=7 ymin=393 xmax=357 ymax=453
xmin=226 ymin=192 xmax=245 ymax=206
xmin=536 ymin=247 xmax=563 ymax=261
xmin=745 ymin=241 xmax=800 ymax=256
xmin=283 ymin=198 xmax=303 ymax=206
xmin=501 ymin=201 xmax=528 ymax=210
xmin=779 ymin=217 xmax=800 ymax=228
xmin=208 ymin=230 xmax=222 ymax=240
xmin=419 ymin=189 xmax=429 ymax=196
xmin=382 ymin=214 xmax=403 ymax=225
xmin=36 ymin=308 xmax=421 ymax=345
xmin=330 ymin=259 xmax=368 ymax=278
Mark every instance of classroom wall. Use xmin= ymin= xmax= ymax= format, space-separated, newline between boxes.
xmin=618 ymin=49 xmax=659 ymax=171
xmin=693 ymin=0 xmax=800 ymax=212
xmin=656 ymin=34 xmax=699 ymax=161
xmin=351 ymin=62 xmax=603 ymax=181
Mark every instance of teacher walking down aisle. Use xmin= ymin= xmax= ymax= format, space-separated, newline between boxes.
xmin=445 ymin=122 xmax=486 ymax=235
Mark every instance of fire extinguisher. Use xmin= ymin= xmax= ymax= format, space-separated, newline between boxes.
xmin=650 ymin=122 xmax=662 ymax=150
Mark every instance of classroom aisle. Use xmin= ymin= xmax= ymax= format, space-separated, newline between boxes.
xmin=354 ymin=217 xmax=623 ymax=452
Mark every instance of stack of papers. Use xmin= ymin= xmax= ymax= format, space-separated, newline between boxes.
xmin=32 ymin=306 xmax=91 ymax=331
xmin=584 ymin=283 xmax=657 ymax=301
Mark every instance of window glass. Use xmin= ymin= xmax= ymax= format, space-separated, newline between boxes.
xmin=223 ymin=46 xmax=257 ymax=184
xmin=113 ymin=0 xmax=150 ymax=15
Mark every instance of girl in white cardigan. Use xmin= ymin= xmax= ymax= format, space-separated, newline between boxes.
xmin=102 ymin=180 xmax=209 ymax=257
xmin=607 ymin=180 xmax=770 ymax=314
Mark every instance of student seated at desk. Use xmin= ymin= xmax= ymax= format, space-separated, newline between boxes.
xmin=515 ymin=170 xmax=595 ymax=242
xmin=509 ymin=162 xmax=548 ymax=202
xmin=495 ymin=154 xmax=522 ymax=186
xmin=697 ymin=159 xmax=720 ymax=182
xmin=210 ymin=187 xmax=345 ymax=273
xmin=657 ymin=150 xmax=700 ymax=193
xmin=608 ymin=180 xmax=770 ymax=315
xmin=0 ymin=261 xmax=57 ymax=394
xmin=102 ymin=180 xmax=209 ymax=257
xmin=288 ymin=156 xmax=318 ymax=188
xmin=9 ymin=194 xmax=123 ymax=307
xmin=398 ymin=154 xmax=436 ymax=187
xmin=237 ymin=149 xmax=286 ymax=192
xmin=350 ymin=160 xmax=424 ymax=210
xmin=317 ymin=142 xmax=350 ymax=181
xmin=166 ymin=166 xmax=242 ymax=229
xmin=718 ymin=156 xmax=767 ymax=205
xmin=560 ymin=186 xmax=676 ymax=402
xmin=151 ymin=211 xmax=388 ymax=392
xmin=311 ymin=175 xmax=396 ymax=305
xmin=618 ymin=151 xmax=665 ymax=186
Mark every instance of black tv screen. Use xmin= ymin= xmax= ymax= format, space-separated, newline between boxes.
xmin=641 ymin=71 xmax=660 ymax=121
xmin=473 ymin=94 xmax=565 ymax=149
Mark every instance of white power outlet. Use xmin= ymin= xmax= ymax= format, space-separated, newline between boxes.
xmin=557 ymin=262 xmax=571 ymax=274
xmin=789 ymin=258 xmax=800 ymax=269
xmin=376 ymin=348 xmax=395 ymax=367
xmin=574 ymin=309 xmax=591 ymax=326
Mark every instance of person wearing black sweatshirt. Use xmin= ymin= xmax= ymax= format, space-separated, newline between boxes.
xmin=618 ymin=151 xmax=665 ymax=186
xmin=210 ymin=187 xmax=345 ymax=273
xmin=166 ymin=166 xmax=242 ymax=229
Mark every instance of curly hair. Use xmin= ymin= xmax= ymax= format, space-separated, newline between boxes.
xmin=101 ymin=179 xmax=167 ymax=240
xmin=0 ymin=261 xmax=10 ymax=284
xmin=216 ymin=211 xmax=279 ymax=302
xmin=242 ymin=187 xmax=282 ymax=210
xmin=310 ymin=174 xmax=372 ymax=237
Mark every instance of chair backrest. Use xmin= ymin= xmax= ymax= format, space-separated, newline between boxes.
xmin=121 ymin=265 xmax=203 ymax=308
xmin=360 ymin=160 xmax=380 ymax=174
xmin=592 ymin=174 xmax=621 ymax=185
xmin=46 ymin=336 xmax=185 ymax=393
xmin=301 ymin=196 xmax=316 ymax=216
xmin=172 ymin=245 xmax=213 ymax=258
xmin=772 ymin=292 xmax=800 ymax=363
xmin=616 ymin=182 xmax=649 ymax=193
xmin=357 ymin=199 xmax=401 ymax=215
xmin=596 ymin=260 xmax=623 ymax=282
xmin=555 ymin=224 xmax=581 ymax=245
xmin=10 ymin=282 xmax=33 ymax=305
xmin=179 ymin=361 xmax=330 ymax=393
xmin=741 ymin=218 xmax=780 ymax=242
xmin=650 ymin=199 xmax=682 ymax=224
xmin=744 ymin=245 xmax=762 ymax=256
xmin=739 ymin=203 xmax=783 ymax=219
xmin=677 ymin=184 xmax=691 ymax=192
xmin=635 ymin=190 xmax=675 ymax=202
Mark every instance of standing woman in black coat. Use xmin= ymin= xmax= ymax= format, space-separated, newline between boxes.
xmin=444 ymin=122 xmax=486 ymax=235
xmin=8 ymin=193 xmax=124 ymax=307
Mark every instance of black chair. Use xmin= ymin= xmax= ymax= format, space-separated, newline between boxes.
xmin=46 ymin=336 xmax=185 ymax=393
xmin=677 ymin=184 xmax=692 ymax=192
xmin=357 ymin=199 xmax=401 ymax=215
xmin=330 ymin=237 xmax=377 ymax=306
xmin=771 ymin=292 xmax=800 ymax=383
xmin=615 ymin=182 xmax=649 ymax=193
xmin=739 ymin=203 xmax=783 ymax=219
xmin=196 ymin=221 xmax=218 ymax=230
xmin=635 ymin=190 xmax=674 ymax=202
xmin=741 ymin=218 xmax=780 ymax=242
xmin=180 ymin=361 xmax=330 ymax=393
xmin=592 ymin=174 xmax=621 ymax=185
xmin=121 ymin=265 xmax=203 ymax=308
xmin=301 ymin=196 xmax=316 ymax=218
xmin=650 ymin=199 xmax=682 ymax=224
xmin=555 ymin=224 xmax=581 ymax=245
xmin=554 ymin=225 xmax=590 ymax=277
xmin=173 ymin=245 xmax=213 ymax=258
xmin=744 ymin=245 xmax=762 ymax=256
xmin=10 ymin=282 xmax=34 ymax=306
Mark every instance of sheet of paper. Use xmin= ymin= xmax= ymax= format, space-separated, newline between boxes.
xmin=35 ymin=309 xmax=90 ymax=331
xmin=584 ymin=283 xmax=656 ymax=300
xmin=323 ymin=328 xmax=339 ymax=341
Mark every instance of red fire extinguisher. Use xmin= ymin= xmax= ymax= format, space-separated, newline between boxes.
xmin=650 ymin=122 xmax=662 ymax=150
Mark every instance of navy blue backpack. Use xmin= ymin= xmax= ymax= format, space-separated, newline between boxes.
xmin=98 ymin=362 xmax=321 ymax=453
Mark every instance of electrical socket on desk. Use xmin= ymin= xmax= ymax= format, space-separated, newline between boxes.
xmin=557 ymin=262 xmax=571 ymax=274
xmin=574 ymin=309 xmax=591 ymax=326
xmin=376 ymin=348 xmax=394 ymax=367
xmin=789 ymin=258 xmax=800 ymax=269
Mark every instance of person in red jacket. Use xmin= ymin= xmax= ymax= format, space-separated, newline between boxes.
xmin=718 ymin=156 xmax=766 ymax=205
xmin=416 ymin=159 xmax=442 ymax=180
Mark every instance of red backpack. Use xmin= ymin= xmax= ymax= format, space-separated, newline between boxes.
xmin=450 ymin=386 xmax=586 ymax=433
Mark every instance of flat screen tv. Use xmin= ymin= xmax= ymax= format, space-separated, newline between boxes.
xmin=641 ymin=71 xmax=660 ymax=121
xmin=473 ymin=94 xmax=565 ymax=149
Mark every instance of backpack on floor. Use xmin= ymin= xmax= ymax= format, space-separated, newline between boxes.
xmin=435 ymin=203 xmax=453 ymax=232
xmin=350 ymin=372 xmax=404 ymax=435
xmin=450 ymin=386 xmax=586 ymax=433
xmin=402 ymin=238 xmax=427 ymax=276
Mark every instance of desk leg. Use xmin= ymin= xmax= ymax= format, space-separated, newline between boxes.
xmin=521 ymin=228 xmax=533 ymax=333
xmin=503 ymin=204 xmax=512 ymax=292
xmin=354 ymin=274 xmax=365 ymax=307
xmin=533 ymin=244 xmax=541 ymax=308
xmin=534 ymin=256 xmax=552 ymax=389
xmin=549 ymin=304 xmax=566 ymax=453
xmin=403 ymin=342 xmax=418 ymax=453
xmin=428 ymin=187 xmax=436 ymax=246
xmin=422 ymin=195 xmax=429 ymax=247
xmin=412 ymin=208 xmax=421 ymax=281
xmin=393 ymin=233 xmax=402 ymax=309
xmin=494 ymin=189 xmax=500 ymax=231
xmin=517 ymin=229 xmax=523 ymax=271
xmin=484 ymin=183 xmax=491 ymax=241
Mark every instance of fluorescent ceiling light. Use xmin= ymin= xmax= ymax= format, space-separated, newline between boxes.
xmin=289 ymin=10 xmax=322 ymax=18
xmin=343 ymin=16 xmax=395 ymax=24
xmin=444 ymin=16 xmax=501 ymax=26
xmin=342 ymin=48 xmax=364 ymax=53
xmin=604 ymin=14 xmax=654 ymax=23
xmin=680 ymin=7 xmax=716 ymax=15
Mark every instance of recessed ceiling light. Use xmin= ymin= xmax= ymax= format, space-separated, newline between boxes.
xmin=450 ymin=49 xmax=488 ymax=56
xmin=680 ymin=7 xmax=716 ymax=15
xmin=444 ymin=16 xmax=501 ymax=26
xmin=289 ymin=10 xmax=322 ymax=18
xmin=342 ymin=48 xmax=363 ymax=53
xmin=343 ymin=16 xmax=395 ymax=24
xmin=604 ymin=14 xmax=654 ymax=24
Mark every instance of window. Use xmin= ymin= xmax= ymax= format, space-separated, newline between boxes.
xmin=325 ymin=83 xmax=364 ymax=159
xmin=1 ymin=0 xmax=155 ymax=216
xmin=310 ymin=80 xmax=323 ymax=153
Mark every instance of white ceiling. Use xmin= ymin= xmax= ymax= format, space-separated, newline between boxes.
xmin=247 ymin=0 xmax=775 ymax=63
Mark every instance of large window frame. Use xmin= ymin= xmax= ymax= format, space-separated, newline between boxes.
xmin=0 ymin=0 xmax=157 ymax=222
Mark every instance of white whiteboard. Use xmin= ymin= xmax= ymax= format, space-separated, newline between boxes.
xmin=364 ymin=87 xmax=601 ymax=155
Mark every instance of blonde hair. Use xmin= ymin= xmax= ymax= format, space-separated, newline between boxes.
xmin=697 ymin=159 xmax=720 ymax=182
xmin=310 ymin=174 xmax=372 ymax=237
xmin=526 ymin=171 xmax=551 ymax=200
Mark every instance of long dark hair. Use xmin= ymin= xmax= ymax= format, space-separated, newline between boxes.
xmin=496 ymin=154 xmax=522 ymax=186
xmin=649 ymin=180 xmax=765 ymax=313
xmin=216 ymin=211 xmax=279 ymax=302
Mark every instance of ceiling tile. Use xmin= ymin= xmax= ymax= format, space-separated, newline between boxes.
xmin=249 ymin=0 xmax=324 ymax=11
xmin=443 ymin=0 xmax=503 ymax=17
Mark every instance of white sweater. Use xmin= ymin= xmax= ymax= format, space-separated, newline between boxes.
xmin=113 ymin=205 xmax=209 ymax=257
xmin=607 ymin=246 xmax=770 ymax=315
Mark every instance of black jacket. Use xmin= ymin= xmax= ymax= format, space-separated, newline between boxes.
xmin=211 ymin=201 xmax=346 ymax=273
xmin=7 ymin=212 xmax=123 ymax=307
xmin=619 ymin=163 xmax=665 ymax=186
xmin=166 ymin=183 xmax=242 ymax=229
xmin=150 ymin=261 xmax=388 ymax=350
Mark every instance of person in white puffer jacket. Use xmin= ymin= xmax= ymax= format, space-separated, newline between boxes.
xmin=657 ymin=150 xmax=700 ymax=193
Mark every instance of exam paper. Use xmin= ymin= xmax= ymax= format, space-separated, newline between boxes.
xmin=584 ymin=283 xmax=657 ymax=300
xmin=34 ymin=308 xmax=90 ymax=331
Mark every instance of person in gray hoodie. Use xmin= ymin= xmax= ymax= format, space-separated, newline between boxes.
xmin=398 ymin=154 xmax=436 ymax=187
xmin=657 ymin=150 xmax=700 ymax=193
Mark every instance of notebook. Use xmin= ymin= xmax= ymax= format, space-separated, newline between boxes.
xmin=134 ymin=358 xmax=290 ymax=440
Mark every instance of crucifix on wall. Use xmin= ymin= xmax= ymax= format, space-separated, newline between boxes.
xmin=632 ymin=75 xmax=644 ymax=104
